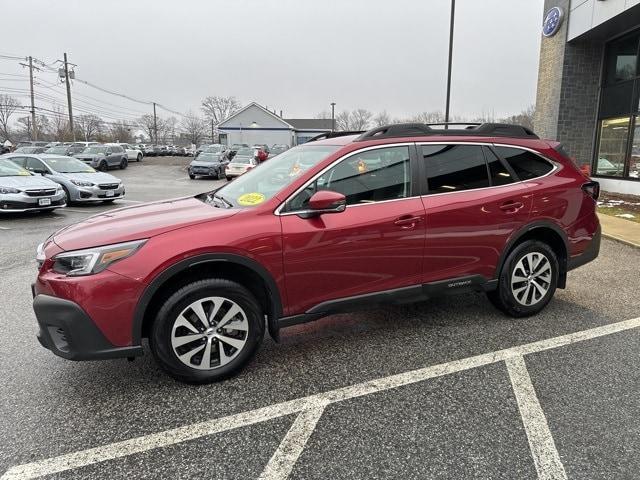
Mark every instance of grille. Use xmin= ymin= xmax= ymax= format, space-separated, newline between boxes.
xmin=25 ymin=189 xmax=57 ymax=197
xmin=98 ymin=183 xmax=119 ymax=190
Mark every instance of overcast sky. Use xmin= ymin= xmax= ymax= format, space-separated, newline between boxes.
xmin=2 ymin=0 xmax=544 ymax=122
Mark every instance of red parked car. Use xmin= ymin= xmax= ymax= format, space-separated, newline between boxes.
xmin=33 ymin=123 xmax=600 ymax=383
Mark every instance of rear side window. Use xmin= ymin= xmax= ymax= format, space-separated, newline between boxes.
xmin=494 ymin=146 xmax=554 ymax=180
xmin=484 ymin=147 xmax=515 ymax=186
xmin=422 ymin=145 xmax=489 ymax=193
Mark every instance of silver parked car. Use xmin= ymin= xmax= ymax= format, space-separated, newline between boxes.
xmin=0 ymin=158 xmax=66 ymax=213
xmin=4 ymin=154 xmax=125 ymax=204
xmin=74 ymin=145 xmax=128 ymax=171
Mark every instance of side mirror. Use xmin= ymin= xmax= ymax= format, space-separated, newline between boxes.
xmin=300 ymin=190 xmax=346 ymax=218
xmin=106 ymin=150 xmax=112 ymax=155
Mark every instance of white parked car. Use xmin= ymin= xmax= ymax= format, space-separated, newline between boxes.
xmin=109 ymin=143 xmax=143 ymax=162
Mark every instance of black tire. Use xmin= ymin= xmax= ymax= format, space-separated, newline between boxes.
xmin=62 ymin=186 xmax=72 ymax=206
xmin=189 ymin=174 xmax=196 ymax=180
xmin=226 ymin=176 xmax=232 ymax=181
xmin=98 ymin=161 xmax=108 ymax=172
xmin=120 ymin=158 xmax=128 ymax=170
xmin=487 ymin=240 xmax=558 ymax=318
xmin=217 ymin=168 xmax=225 ymax=180
xmin=137 ymin=154 xmax=142 ymax=162
xmin=150 ymin=279 xmax=264 ymax=384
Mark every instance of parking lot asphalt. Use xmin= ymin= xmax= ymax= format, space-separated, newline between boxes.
xmin=1 ymin=157 xmax=639 ymax=479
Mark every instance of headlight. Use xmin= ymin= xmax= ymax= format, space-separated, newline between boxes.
xmin=52 ymin=239 xmax=147 ymax=276
xmin=70 ymin=180 xmax=94 ymax=187
xmin=0 ymin=187 xmax=20 ymax=194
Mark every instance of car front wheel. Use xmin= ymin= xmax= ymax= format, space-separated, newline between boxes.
xmin=487 ymin=240 xmax=558 ymax=318
xmin=150 ymin=279 xmax=264 ymax=383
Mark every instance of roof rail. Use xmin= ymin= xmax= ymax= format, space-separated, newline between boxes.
xmin=306 ymin=131 xmax=365 ymax=143
xmin=354 ymin=122 xmax=538 ymax=141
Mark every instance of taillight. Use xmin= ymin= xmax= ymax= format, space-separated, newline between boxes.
xmin=582 ymin=181 xmax=600 ymax=200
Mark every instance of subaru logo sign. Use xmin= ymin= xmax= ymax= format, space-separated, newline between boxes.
xmin=542 ymin=6 xmax=564 ymax=37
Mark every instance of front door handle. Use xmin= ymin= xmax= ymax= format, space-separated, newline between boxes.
xmin=394 ymin=215 xmax=421 ymax=229
xmin=499 ymin=201 xmax=524 ymax=213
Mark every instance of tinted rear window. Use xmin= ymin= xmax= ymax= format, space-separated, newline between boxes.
xmin=494 ymin=146 xmax=554 ymax=180
xmin=422 ymin=145 xmax=489 ymax=193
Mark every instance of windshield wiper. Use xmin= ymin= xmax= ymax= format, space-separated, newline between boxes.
xmin=213 ymin=193 xmax=233 ymax=209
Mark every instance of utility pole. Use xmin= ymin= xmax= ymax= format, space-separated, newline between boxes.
xmin=444 ymin=0 xmax=455 ymax=128
xmin=331 ymin=102 xmax=336 ymax=132
xmin=152 ymin=102 xmax=158 ymax=144
xmin=19 ymin=56 xmax=39 ymax=140
xmin=63 ymin=53 xmax=75 ymax=140
xmin=28 ymin=57 xmax=37 ymax=140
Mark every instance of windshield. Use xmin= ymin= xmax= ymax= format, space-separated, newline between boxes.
xmin=196 ymin=153 xmax=218 ymax=163
xmin=235 ymin=147 xmax=254 ymax=156
xmin=84 ymin=146 xmax=106 ymax=154
xmin=45 ymin=146 xmax=68 ymax=154
xmin=214 ymin=144 xmax=339 ymax=208
xmin=16 ymin=147 xmax=37 ymax=153
xmin=203 ymin=145 xmax=224 ymax=153
xmin=0 ymin=159 xmax=31 ymax=177
xmin=45 ymin=156 xmax=96 ymax=173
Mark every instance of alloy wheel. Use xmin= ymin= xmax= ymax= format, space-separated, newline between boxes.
xmin=170 ymin=296 xmax=249 ymax=370
xmin=510 ymin=252 xmax=552 ymax=306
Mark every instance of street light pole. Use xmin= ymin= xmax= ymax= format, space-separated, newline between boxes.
xmin=331 ymin=102 xmax=336 ymax=132
xmin=444 ymin=0 xmax=455 ymax=128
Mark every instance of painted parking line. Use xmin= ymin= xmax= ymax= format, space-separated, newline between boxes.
xmin=3 ymin=316 xmax=640 ymax=480
xmin=507 ymin=356 xmax=567 ymax=480
xmin=0 ymin=226 xmax=11 ymax=230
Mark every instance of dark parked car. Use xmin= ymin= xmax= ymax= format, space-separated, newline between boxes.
xmin=74 ymin=145 xmax=128 ymax=171
xmin=32 ymin=123 xmax=600 ymax=383
xmin=188 ymin=152 xmax=229 ymax=179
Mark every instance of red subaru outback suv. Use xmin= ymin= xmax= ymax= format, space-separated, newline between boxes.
xmin=33 ymin=123 xmax=600 ymax=383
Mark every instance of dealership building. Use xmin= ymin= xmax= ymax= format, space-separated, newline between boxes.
xmin=535 ymin=0 xmax=640 ymax=194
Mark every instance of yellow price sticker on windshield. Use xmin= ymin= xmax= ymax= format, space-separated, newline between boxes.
xmin=237 ymin=192 xmax=266 ymax=206
xmin=18 ymin=171 xmax=30 ymax=176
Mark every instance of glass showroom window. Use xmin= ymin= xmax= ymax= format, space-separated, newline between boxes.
xmin=630 ymin=120 xmax=640 ymax=179
xmin=595 ymin=117 xmax=630 ymax=177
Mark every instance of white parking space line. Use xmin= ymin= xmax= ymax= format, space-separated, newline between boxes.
xmin=0 ymin=226 xmax=11 ymax=230
xmin=3 ymin=316 xmax=640 ymax=480
xmin=507 ymin=356 xmax=568 ymax=480
xmin=115 ymin=199 xmax=143 ymax=204
xmin=259 ymin=401 xmax=329 ymax=480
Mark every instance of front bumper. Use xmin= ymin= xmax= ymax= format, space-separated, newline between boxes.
xmin=71 ymin=184 xmax=125 ymax=202
xmin=0 ymin=190 xmax=66 ymax=212
xmin=33 ymin=293 xmax=143 ymax=361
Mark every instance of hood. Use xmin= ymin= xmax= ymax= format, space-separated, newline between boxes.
xmin=74 ymin=153 xmax=103 ymax=160
xmin=190 ymin=160 xmax=220 ymax=168
xmin=53 ymin=196 xmax=238 ymax=251
xmin=0 ymin=175 xmax=59 ymax=189
xmin=60 ymin=171 xmax=120 ymax=184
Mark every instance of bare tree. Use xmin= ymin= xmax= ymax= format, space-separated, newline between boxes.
xmin=0 ymin=94 xmax=19 ymax=141
xmin=500 ymin=104 xmax=535 ymax=130
xmin=350 ymin=109 xmax=373 ymax=130
xmin=373 ymin=111 xmax=391 ymax=127
xmin=16 ymin=117 xmax=34 ymax=140
xmin=181 ymin=112 xmax=207 ymax=145
xmin=75 ymin=114 xmax=103 ymax=141
xmin=51 ymin=104 xmax=71 ymax=141
xmin=335 ymin=110 xmax=352 ymax=131
xmin=201 ymin=96 xmax=241 ymax=125
xmin=315 ymin=110 xmax=331 ymax=119
xmin=109 ymin=121 xmax=133 ymax=143
xmin=137 ymin=114 xmax=157 ymax=143
xmin=164 ymin=116 xmax=179 ymax=143
xmin=411 ymin=111 xmax=445 ymax=124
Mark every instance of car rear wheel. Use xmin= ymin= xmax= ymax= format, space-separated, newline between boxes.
xmin=137 ymin=154 xmax=142 ymax=162
xmin=120 ymin=158 xmax=128 ymax=169
xmin=226 ymin=176 xmax=232 ymax=181
xmin=150 ymin=279 xmax=264 ymax=383
xmin=189 ymin=174 xmax=195 ymax=180
xmin=487 ymin=240 xmax=558 ymax=317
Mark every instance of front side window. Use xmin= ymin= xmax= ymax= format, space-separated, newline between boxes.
xmin=423 ymin=144 xmax=489 ymax=193
xmin=594 ymin=117 xmax=630 ymax=177
xmin=287 ymin=146 xmax=411 ymax=210
xmin=494 ymin=146 xmax=554 ymax=180
xmin=25 ymin=157 xmax=47 ymax=173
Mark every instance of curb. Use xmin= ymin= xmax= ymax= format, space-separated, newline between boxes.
xmin=602 ymin=232 xmax=640 ymax=249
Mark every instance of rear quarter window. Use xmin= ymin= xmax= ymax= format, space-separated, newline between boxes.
xmin=494 ymin=146 xmax=554 ymax=180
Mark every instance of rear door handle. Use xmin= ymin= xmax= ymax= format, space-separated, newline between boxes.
xmin=499 ymin=201 xmax=524 ymax=213
xmin=394 ymin=216 xmax=421 ymax=228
